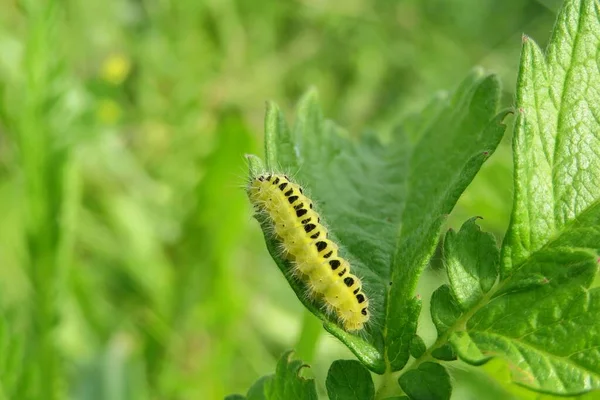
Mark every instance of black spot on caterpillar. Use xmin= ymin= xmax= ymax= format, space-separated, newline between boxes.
xmin=304 ymin=224 xmax=316 ymax=233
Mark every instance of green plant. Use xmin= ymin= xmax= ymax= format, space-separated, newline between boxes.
xmin=230 ymin=0 xmax=600 ymax=398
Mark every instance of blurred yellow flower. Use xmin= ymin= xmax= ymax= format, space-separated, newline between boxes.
xmin=100 ymin=53 xmax=131 ymax=85
xmin=96 ymin=98 xmax=122 ymax=124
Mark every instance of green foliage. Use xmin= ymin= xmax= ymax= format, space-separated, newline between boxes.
xmin=1 ymin=0 xmax=598 ymax=398
xmin=444 ymin=217 xmax=499 ymax=309
xmin=438 ymin=0 xmax=600 ymax=396
xmin=232 ymin=351 xmax=317 ymax=400
xmin=435 ymin=0 xmax=600 ymax=397
xmin=249 ymin=71 xmax=506 ymax=373
xmin=326 ymin=360 xmax=375 ymax=400
xmin=398 ymin=362 xmax=452 ymax=400
xmin=241 ymin=0 xmax=600 ymax=398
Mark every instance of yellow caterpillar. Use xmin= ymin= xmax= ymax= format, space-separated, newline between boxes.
xmin=248 ymin=173 xmax=370 ymax=331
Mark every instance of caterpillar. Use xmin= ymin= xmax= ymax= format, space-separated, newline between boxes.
xmin=248 ymin=173 xmax=370 ymax=331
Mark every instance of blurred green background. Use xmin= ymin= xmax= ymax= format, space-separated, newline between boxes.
xmin=0 ymin=0 xmax=582 ymax=399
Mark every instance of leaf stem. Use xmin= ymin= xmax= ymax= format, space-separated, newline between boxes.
xmin=294 ymin=310 xmax=322 ymax=363
xmin=374 ymin=367 xmax=400 ymax=400
xmin=404 ymin=275 xmax=516 ymax=373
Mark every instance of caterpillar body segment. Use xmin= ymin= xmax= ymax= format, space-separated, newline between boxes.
xmin=248 ymin=173 xmax=370 ymax=331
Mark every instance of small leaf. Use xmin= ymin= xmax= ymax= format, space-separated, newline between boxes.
xmin=430 ymin=285 xmax=461 ymax=336
xmin=326 ymin=360 xmax=375 ymax=400
xmin=265 ymin=351 xmax=317 ymax=400
xmin=431 ymin=343 xmax=457 ymax=361
xmin=246 ymin=154 xmax=266 ymax=179
xmin=409 ymin=336 xmax=426 ymax=359
xmin=398 ymin=362 xmax=452 ymax=400
xmin=448 ymin=332 xmax=491 ymax=366
xmin=240 ymin=351 xmax=317 ymax=400
xmin=247 ymin=376 xmax=270 ymax=400
xmin=444 ymin=217 xmax=499 ymax=309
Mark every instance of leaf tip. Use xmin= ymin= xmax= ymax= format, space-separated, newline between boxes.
xmin=246 ymin=154 xmax=266 ymax=178
xmin=265 ymin=100 xmax=278 ymax=112
xmin=521 ymin=34 xmax=530 ymax=43
xmin=471 ymin=65 xmax=485 ymax=78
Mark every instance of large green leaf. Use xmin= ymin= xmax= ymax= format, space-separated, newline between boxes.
xmin=503 ymin=0 xmax=600 ymax=271
xmin=434 ymin=1 xmax=600 ymax=395
xmin=249 ymin=71 xmax=506 ymax=373
xmin=448 ymin=209 xmax=600 ymax=395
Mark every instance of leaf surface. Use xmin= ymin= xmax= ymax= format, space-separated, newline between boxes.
xmin=249 ymin=71 xmax=506 ymax=372
xmin=244 ymin=351 xmax=317 ymax=400
xmin=326 ymin=359 xmax=375 ymax=400
xmin=435 ymin=3 xmax=600 ymax=393
xmin=398 ymin=362 xmax=452 ymax=400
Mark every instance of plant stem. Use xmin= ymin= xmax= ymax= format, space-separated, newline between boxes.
xmin=403 ymin=274 xmax=517 ymax=374
xmin=374 ymin=368 xmax=399 ymax=399
xmin=295 ymin=310 xmax=322 ymax=363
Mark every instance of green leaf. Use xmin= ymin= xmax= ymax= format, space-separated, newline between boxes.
xmin=444 ymin=217 xmax=499 ymax=309
xmin=398 ymin=362 xmax=452 ymax=400
xmin=430 ymin=2 xmax=600 ymax=396
xmin=387 ymin=74 xmax=508 ymax=370
xmin=448 ymin=332 xmax=491 ymax=366
xmin=247 ymin=376 xmax=270 ymax=400
xmin=409 ymin=336 xmax=426 ymax=359
xmin=503 ymin=0 xmax=600 ymax=272
xmin=326 ymin=360 xmax=375 ymax=400
xmin=241 ymin=351 xmax=317 ymax=400
xmin=431 ymin=343 xmax=457 ymax=361
xmin=248 ymin=72 xmax=507 ymax=372
xmin=444 ymin=0 xmax=600 ymax=396
xmin=224 ymin=395 xmax=246 ymax=400
xmin=264 ymin=351 xmax=317 ymax=400
xmin=430 ymin=285 xmax=461 ymax=337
